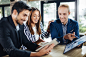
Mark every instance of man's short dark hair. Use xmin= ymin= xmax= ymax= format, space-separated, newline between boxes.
xmin=11 ymin=1 xmax=31 ymax=14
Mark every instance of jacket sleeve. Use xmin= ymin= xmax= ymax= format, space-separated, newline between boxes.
xmin=22 ymin=33 xmax=39 ymax=51
xmin=74 ymin=22 xmax=79 ymax=37
xmin=73 ymin=21 xmax=79 ymax=41
xmin=0 ymin=21 xmax=34 ymax=57
xmin=40 ymin=22 xmax=50 ymax=38
xmin=50 ymin=22 xmax=63 ymax=43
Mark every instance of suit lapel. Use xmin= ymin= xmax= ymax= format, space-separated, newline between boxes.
xmin=18 ymin=25 xmax=23 ymax=44
xmin=8 ymin=15 xmax=16 ymax=29
xmin=59 ymin=23 xmax=63 ymax=36
xmin=67 ymin=19 xmax=71 ymax=33
xmin=15 ymin=29 xmax=19 ymax=41
xmin=55 ymin=20 xmax=63 ymax=36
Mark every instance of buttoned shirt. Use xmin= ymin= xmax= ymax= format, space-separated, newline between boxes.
xmin=62 ymin=22 xmax=68 ymax=43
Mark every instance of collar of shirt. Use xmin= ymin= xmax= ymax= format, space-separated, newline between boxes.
xmin=16 ymin=24 xmax=20 ymax=31
xmin=8 ymin=15 xmax=16 ymax=29
xmin=62 ymin=21 xmax=68 ymax=26
xmin=62 ymin=22 xmax=68 ymax=43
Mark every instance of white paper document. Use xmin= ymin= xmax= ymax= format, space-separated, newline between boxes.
xmin=35 ymin=38 xmax=59 ymax=51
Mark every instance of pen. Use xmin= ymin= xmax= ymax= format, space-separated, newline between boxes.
xmin=70 ymin=29 xmax=79 ymax=38
xmin=70 ymin=29 xmax=74 ymax=32
xmin=74 ymin=35 xmax=79 ymax=38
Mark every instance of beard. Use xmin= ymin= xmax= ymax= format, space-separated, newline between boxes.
xmin=16 ymin=17 xmax=23 ymax=25
xmin=16 ymin=17 xmax=20 ymax=25
xmin=16 ymin=16 xmax=25 ymax=25
xmin=16 ymin=20 xmax=20 ymax=25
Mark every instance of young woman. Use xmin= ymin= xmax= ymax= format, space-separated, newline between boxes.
xmin=24 ymin=7 xmax=51 ymax=44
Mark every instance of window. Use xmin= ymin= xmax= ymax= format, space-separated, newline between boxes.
xmin=43 ymin=3 xmax=56 ymax=31
xmin=0 ymin=0 xmax=10 ymax=19
xmin=28 ymin=1 xmax=41 ymax=11
xmin=0 ymin=7 xmax=2 ymax=19
xmin=5 ymin=6 xmax=10 ymax=17
xmin=79 ymin=0 xmax=86 ymax=33
xmin=0 ymin=0 xmax=10 ymax=5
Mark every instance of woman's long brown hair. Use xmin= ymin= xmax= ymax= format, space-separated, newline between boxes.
xmin=26 ymin=7 xmax=41 ymax=35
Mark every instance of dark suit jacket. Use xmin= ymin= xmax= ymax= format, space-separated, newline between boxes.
xmin=0 ymin=15 xmax=38 ymax=57
xmin=50 ymin=19 xmax=79 ymax=44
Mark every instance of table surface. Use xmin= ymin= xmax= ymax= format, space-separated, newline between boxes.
xmin=3 ymin=45 xmax=83 ymax=57
xmin=42 ymin=45 xmax=83 ymax=57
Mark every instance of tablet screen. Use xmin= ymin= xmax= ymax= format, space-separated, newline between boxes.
xmin=63 ymin=36 xmax=86 ymax=54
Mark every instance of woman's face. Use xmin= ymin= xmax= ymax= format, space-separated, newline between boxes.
xmin=31 ymin=10 xmax=40 ymax=24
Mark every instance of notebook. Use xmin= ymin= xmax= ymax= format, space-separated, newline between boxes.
xmin=35 ymin=38 xmax=59 ymax=51
xmin=63 ymin=35 xmax=86 ymax=54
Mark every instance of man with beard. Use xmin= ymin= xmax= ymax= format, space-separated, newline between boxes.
xmin=0 ymin=1 xmax=54 ymax=57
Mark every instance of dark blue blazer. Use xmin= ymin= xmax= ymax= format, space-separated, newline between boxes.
xmin=50 ymin=19 xmax=79 ymax=44
xmin=0 ymin=15 xmax=38 ymax=57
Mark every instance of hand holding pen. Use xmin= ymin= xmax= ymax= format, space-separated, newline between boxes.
xmin=64 ymin=32 xmax=77 ymax=41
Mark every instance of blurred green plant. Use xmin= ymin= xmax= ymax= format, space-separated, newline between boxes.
xmin=79 ymin=17 xmax=86 ymax=33
xmin=0 ymin=0 xmax=10 ymax=4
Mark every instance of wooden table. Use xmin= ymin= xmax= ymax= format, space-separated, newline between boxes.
xmin=3 ymin=45 xmax=83 ymax=57
xmin=42 ymin=45 xmax=83 ymax=57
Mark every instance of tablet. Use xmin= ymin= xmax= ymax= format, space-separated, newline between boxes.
xmin=35 ymin=38 xmax=59 ymax=51
xmin=63 ymin=35 xmax=86 ymax=54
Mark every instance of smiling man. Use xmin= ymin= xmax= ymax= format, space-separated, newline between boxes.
xmin=50 ymin=4 xmax=79 ymax=44
xmin=0 ymin=1 xmax=54 ymax=57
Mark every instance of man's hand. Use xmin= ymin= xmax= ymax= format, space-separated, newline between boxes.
xmin=38 ymin=43 xmax=55 ymax=56
xmin=30 ymin=43 xmax=55 ymax=57
xmin=64 ymin=32 xmax=76 ymax=41
xmin=47 ymin=20 xmax=54 ymax=33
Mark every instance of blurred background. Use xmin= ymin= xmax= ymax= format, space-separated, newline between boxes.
xmin=0 ymin=0 xmax=86 ymax=38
